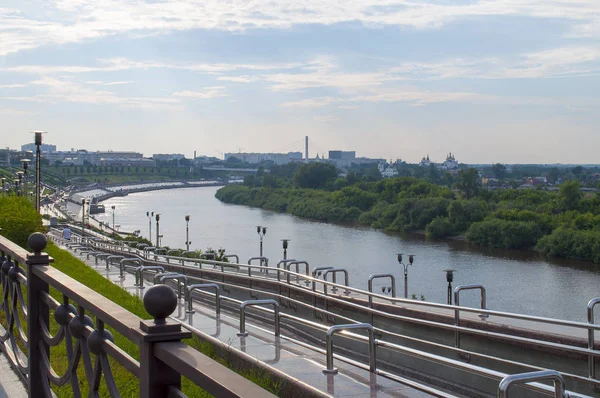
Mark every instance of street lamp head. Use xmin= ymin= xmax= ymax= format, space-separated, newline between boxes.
xmin=443 ymin=269 xmax=456 ymax=283
xmin=146 ymin=211 xmax=149 ymax=216
xmin=262 ymin=226 xmax=267 ymax=235
xmin=111 ymin=205 xmax=115 ymax=210
xmin=21 ymin=159 xmax=31 ymax=170
xmin=408 ymin=254 xmax=415 ymax=265
xmin=256 ymin=225 xmax=261 ymax=234
xmin=155 ymin=213 xmax=160 ymax=222
xmin=396 ymin=253 xmax=403 ymax=263
xmin=281 ymin=239 xmax=290 ymax=249
xmin=185 ymin=215 xmax=190 ymax=222
xmin=31 ymin=131 xmax=47 ymax=146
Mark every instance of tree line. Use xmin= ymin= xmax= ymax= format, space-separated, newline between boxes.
xmin=216 ymin=162 xmax=600 ymax=263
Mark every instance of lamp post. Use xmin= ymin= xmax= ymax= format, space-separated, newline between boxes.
xmin=155 ymin=213 xmax=161 ymax=247
xmin=396 ymin=253 xmax=415 ymax=299
xmin=31 ymin=130 xmax=46 ymax=212
xmin=16 ymin=172 xmax=23 ymax=196
xmin=0 ymin=178 xmax=5 ymax=197
xmin=281 ymin=239 xmax=290 ymax=260
xmin=21 ymin=159 xmax=30 ymax=200
xmin=111 ymin=205 xmax=116 ymax=231
xmin=443 ymin=269 xmax=456 ymax=305
xmin=146 ymin=211 xmax=154 ymax=245
xmin=13 ymin=179 xmax=19 ymax=195
xmin=81 ymin=198 xmax=87 ymax=238
xmin=256 ymin=226 xmax=267 ymax=264
xmin=185 ymin=215 xmax=191 ymax=251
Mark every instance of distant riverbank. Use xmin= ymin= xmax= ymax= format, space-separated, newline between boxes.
xmin=215 ymin=182 xmax=600 ymax=264
xmin=71 ymin=180 xmax=228 ymax=204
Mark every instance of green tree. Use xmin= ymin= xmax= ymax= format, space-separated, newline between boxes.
xmin=558 ymin=180 xmax=583 ymax=211
xmin=492 ymin=163 xmax=507 ymax=179
xmin=455 ymin=168 xmax=480 ymax=199
xmin=292 ymin=163 xmax=338 ymax=189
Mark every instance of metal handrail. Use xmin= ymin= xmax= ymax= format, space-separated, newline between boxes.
xmin=237 ymin=299 xmax=280 ymax=337
xmin=285 ymin=261 xmax=310 ymax=284
xmin=80 ymin=237 xmax=600 ymax=363
xmin=118 ymin=258 xmax=141 ymax=278
xmin=187 ymin=283 xmax=220 ymax=315
xmin=222 ymin=254 xmax=239 ymax=263
xmin=454 ymin=284 xmax=488 ymax=348
xmin=105 ymin=255 xmax=124 ymax=270
xmin=323 ymin=323 xmax=376 ymax=375
xmin=368 ymin=273 xmax=396 ymax=307
xmin=44 ymin=232 xmax=600 ymax=395
xmin=276 ymin=259 xmax=297 ymax=281
xmin=247 ymin=256 xmax=269 ymax=275
xmin=159 ymin=274 xmax=188 ymax=300
xmin=497 ymin=370 xmax=568 ymax=398
xmin=588 ymin=298 xmax=600 ymax=378
xmin=322 ymin=268 xmax=350 ymax=295
xmin=134 ymin=266 xmax=165 ymax=289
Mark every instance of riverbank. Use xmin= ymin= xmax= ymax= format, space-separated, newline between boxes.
xmin=70 ymin=180 xmax=228 ymax=204
xmin=215 ymin=182 xmax=600 ymax=264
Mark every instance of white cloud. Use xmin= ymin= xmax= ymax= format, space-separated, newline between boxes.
xmin=0 ymin=84 xmax=26 ymax=88
xmin=0 ymin=1 xmax=598 ymax=55
xmin=6 ymin=76 xmax=181 ymax=110
xmin=85 ymin=80 xmax=134 ymax=86
xmin=280 ymin=97 xmax=338 ymax=108
xmin=0 ymin=108 xmax=33 ymax=116
xmin=314 ymin=115 xmax=338 ymax=122
xmin=217 ymin=76 xmax=255 ymax=83
xmin=173 ymin=87 xmax=227 ymax=99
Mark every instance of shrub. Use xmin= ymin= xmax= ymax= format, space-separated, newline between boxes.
xmin=0 ymin=196 xmax=44 ymax=248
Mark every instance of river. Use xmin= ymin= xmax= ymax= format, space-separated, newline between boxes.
xmin=88 ymin=186 xmax=600 ymax=321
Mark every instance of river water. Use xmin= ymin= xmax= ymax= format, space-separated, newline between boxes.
xmin=89 ymin=186 xmax=600 ymax=321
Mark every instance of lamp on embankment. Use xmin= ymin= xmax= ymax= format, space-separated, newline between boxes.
xmin=111 ymin=205 xmax=116 ymax=231
xmin=281 ymin=239 xmax=290 ymax=260
xmin=146 ymin=211 xmax=154 ymax=245
xmin=155 ymin=213 xmax=161 ymax=247
xmin=397 ymin=253 xmax=416 ymax=299
xmin=256 ymin=225 xmax=267 ymax=266
xmin=185 ymin=215 xmax=191 ymax=251
xmin=443 ymin=269 xmax=456 ymax=305
xmin=31 ymin=130 xmax=46 ymax=212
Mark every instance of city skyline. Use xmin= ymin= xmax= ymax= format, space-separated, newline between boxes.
xmin=1 ymin=1 xmax=599 ymax=164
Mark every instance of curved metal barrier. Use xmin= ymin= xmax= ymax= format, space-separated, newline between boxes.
xmin=497 ymin=370 xmax=568 ymax=398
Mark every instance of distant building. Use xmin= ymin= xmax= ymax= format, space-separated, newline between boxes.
xmin=224 ymin=152 xmax=302 ymax=165
xmin=440 ymin=153 xmax=459 ymax=170
xmin=328 ymin=150 xmax=356 ymax=160
xmin=153 ymin=153 xmax=185 ymax=161
xmin=21 ymin=143 xmax=56 ymax=152
xmin=378 ymin=162 xmax=398 ymax=178
xmin=419 ymin=154 xmax=431 ymax=167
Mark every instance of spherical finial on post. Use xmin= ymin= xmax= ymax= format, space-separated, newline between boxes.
xmin=143 ymin=284 xmax=177 ymax=324
xmin=28 ymin=232 xmax=47 ymax=254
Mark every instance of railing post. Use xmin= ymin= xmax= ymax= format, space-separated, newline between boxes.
xmin=26 ymin=232 xmax=53 ymax=397
xmin=139 ymin=284 xmax=192 ymax=398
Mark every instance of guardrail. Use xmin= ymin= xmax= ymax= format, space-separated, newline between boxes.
xmin=49 ymin=230 xmax=600 ymax=396
xmin=0 ymin=232 xmax=276 ymax=398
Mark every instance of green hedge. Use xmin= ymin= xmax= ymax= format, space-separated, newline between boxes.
xmin=0 ymin=196 xmax=43 ymax=247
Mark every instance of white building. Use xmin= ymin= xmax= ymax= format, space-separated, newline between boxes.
xmin=440 ymin=153 xmax=459 ymax=170
xmin=378 ymin=162 xmax=399 ymax=178
xmin=419 ymin=154 xmax=431 ymax=167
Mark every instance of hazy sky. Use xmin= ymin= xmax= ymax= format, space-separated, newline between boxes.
xmin=1 ymin=1 xmax=599 ymax=164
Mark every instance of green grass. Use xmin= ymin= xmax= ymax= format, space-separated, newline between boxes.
xmin=0 ymin=244 xmax=281 ymax=397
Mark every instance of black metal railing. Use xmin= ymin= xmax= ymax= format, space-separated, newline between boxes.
xmin=0 ymin=232 xmax=275 ymax=398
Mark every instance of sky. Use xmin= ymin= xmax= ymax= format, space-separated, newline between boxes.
xmin=1 ymin=1 xmax=599 ymax=164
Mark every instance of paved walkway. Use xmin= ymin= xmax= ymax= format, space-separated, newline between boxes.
xmin=0 ymin=352 xmax=27 ymax=398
